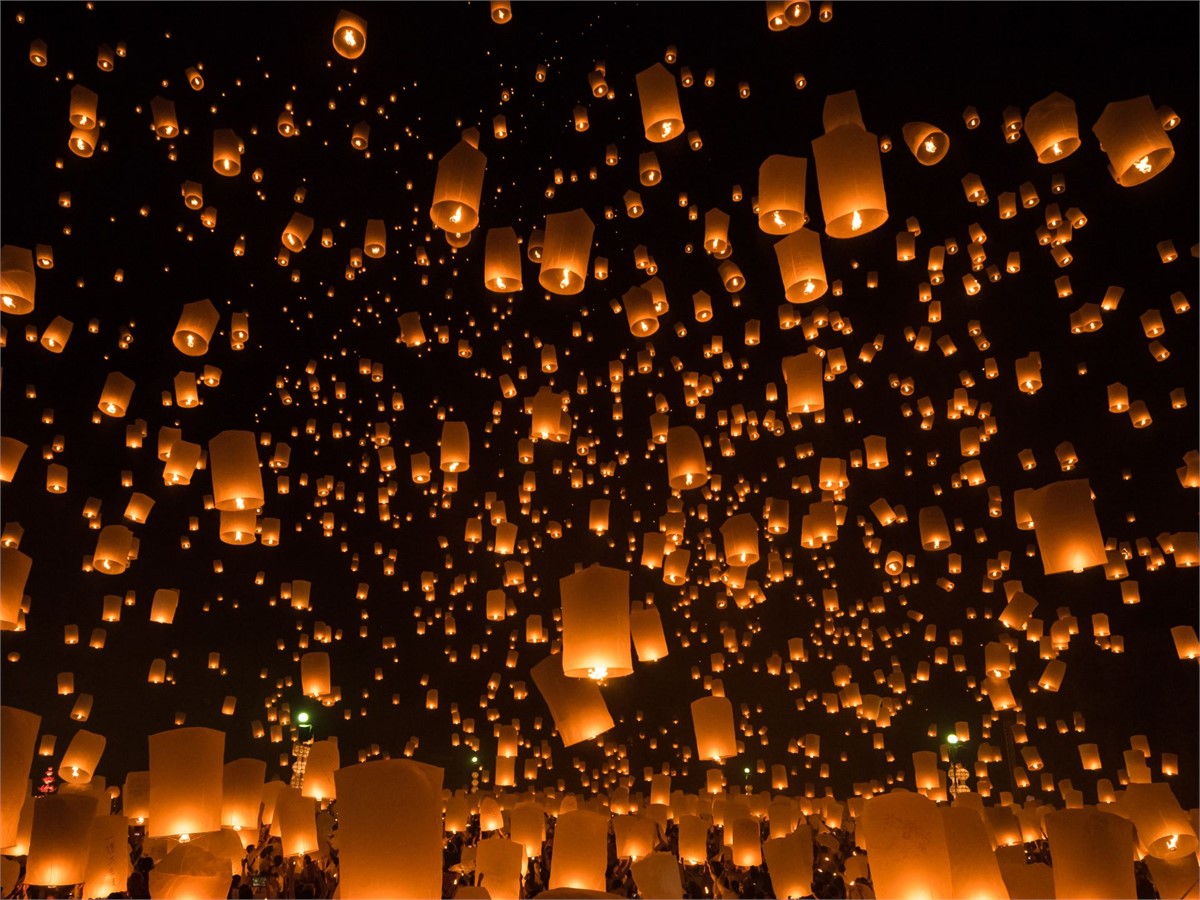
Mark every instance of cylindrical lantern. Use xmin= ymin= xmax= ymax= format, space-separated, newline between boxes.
xmin=538 ymin=210 xmax=593 ymax=295
xmin=560 ymin=564 xmax=631 ymax=679
xmin=221 ymin=758 xmax=265 ymax=832
xmin=302 ymin=740 xmax=339 ymax=802
xmin=783 ymin=352 xmax=825 ymax=412
xmin=758 ymin=155 xmax=807 ymax=234
xmin=1024 ymin=91 xmax=1080 ymax=162
xmin=858 ymin=791 xmax=953 ymax=899
xmin=98 ymin=371 xmax=135 ymax=417
xmin=630 ymin=606 xmax=668 ymax=662
xmin=691 ymin=696 xmax=736 ymax=761
xmin=212 ymin=128 xmax=242 ymax=176
xmin=301 ymin=652 xmax=331 ymax=698
xmin=1029 ymin=479 xmax=1106 ymax=574
xmin=25 ymin=794 xmax=98 ymax=887
xmin=1118 ymin=782 xmax=1197 ymax=860
xmin=0 ymin=245 xmax=37 ymax=315
xmin=774 ymin=228 xmax=827 ymax=302
xmin=812 ymin=92 xmax=888 ymax=237
xmin=148 ymin=727 xmax=224 ymax=837
xmin=666 ymin=426 xmax=707 ymax=490
xmin=332 ymin=9 xmax=367 ymax=59
xmin=636 ymin=63 xmax=684 ymax=142
xmin=720 ymin=514 xmax=760 ymax=566
xmin=484 ymin=227 xmax=522 ymax=292
xmin=624 ymin=286 xmax=659 ymax=336
xmin=1 ymin=707 xmax=41 ymax=848
xmin=902 ymin=121 xmax=950 ymax=165
xmin=919 ymin=506 xmax=951 ymax=550
xmin=93 ymin=525 xmax=134 ymax=574
xmin=430 ymin=140 xmax=487 ymax=234
xmin=1092 ymin=95 xmax=1174 ymax=186
xmin=173 ymin=299 xmax=219 ymax=355
xmin=1 ymin=549 xmax=33 ymax=631
xmin=1043 ymin=809 xmax=1137 ymax=898
xmin=60 ymin=729 xmax=106 ymax=784
xmin=549 ymin=810 xmax=609 ymax=891
xmin=529 ymin=654 xmax=613 ymax=746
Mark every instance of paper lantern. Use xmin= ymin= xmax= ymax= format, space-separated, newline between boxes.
xmin=902 ymin=121 xmax=950 ymax=165
xmin=677 ymin=814 xmax=708 ymax=863
xmin=208 ymin=430 xmax=263 ymax=512
xmin=941 ymin=806 xmax=1009 ymax=900
xmin=148 ymin=726 xmax=224 ymax=838
xmin=150 ymin=588 xmax=180 ymax=624
xmin=1 ymin=707 xmax=40 ymax=848
xmin=1044 ymin=809 xmax=1136 ymax=898
xmin=93 ymin=524 xmax=133 ymax=574
xmin=624 ymin=286 xmax=659 ymax=336
xmin=549 ymin=809 xmax=609 ymax=891
xmin=1093 ymin=95 xmax=1174 ymax=186
xmin=858 ymin=791 xmax=953 ymax=900
xmin=762 ymin=827 xmax=813 ymax=897
xmin=274 ymin=788 xmax=319 ymax=856
xmin=0 ymin=548 xmax=32 ymax=631
xmin=774 ymin=228 xmax=827 ymax=302
xmin=484 ymin=227 xmax=523 ymax=292
xmin=212 ymin=128 xmax=242 ymax=175
xmin=919 ymin=505 xmax=951 ymax=550
xmin=1024 ymin=91 xmax=1080 ymax=162
xmin=611 ymin=814 xmax=655 ymax=861
xmin=561 ymin=564 xmax=632 ymax=679
xmin=476 ymin=836 xmax=525 ymax=899
xmin=630 ymin=853 xmax=683 ymax=900
xmin=173 ymin=299 xmax=219 ymax=356
xmin=730 ymin=816 xmax=762 ymax=866
xmin=0 ymin=436 xmax=27 ymax=483
xmin=666 ymin=426 xmax=708 ymax=490
xmin=630 ymin=606 xmax=668 ymax=661
xmin=25 ymin=794 xmax=98 ymax=887
xmin=302 ymin=740 xmax=340 ymax=801
xmin=60 ymin=729 xmax=106 ymax=784
xmin=149 ymin=842 xmax=229 ymax=900
xmin=812 ymin=92 xmax=888 ymax=237
xmin=529 ymin=654 xmax=613 ymax=746
xmin=98 ymin=371 xmax=135 ymax=417
xmin=1118 ymin=782 xmax=1197 ymax=860
xmin=301 ymin=652 xmax=331 ymax=697
xmin=636 ymin=63 xmax=684 ymax=142
xmin=334 ymin=760 xmax=444 ymax=899
xmin=82 ymin=815 xmax=132 ymax=899
xmin=430 ymin=140 xmax=487 ymax=234
xmin=758 ymin=154 xmax=807 ymax=233
xmin=440 ymin=421 xmax=470 ymax=472
xmin=332 ymin=9 xmax=367 ymax=59
xmin=782 ymin=352 xmax=824 ymax=412
xmin=0 ymin=245 xmax=36 ymax=315
xmin=1029 ymin=479 xmax=1106 ymax=574
xmin=510 ymin=802 xmax=545 ymax=858
xmin=691 ymin=695 xmax=736 ymax=760
xmin=721 ymin=514 xmax=760 ymax=566
xmin=221 ymin=758 xmax=265 ymax=832
xmin=538 ymin=209 xmax=594 ymax=295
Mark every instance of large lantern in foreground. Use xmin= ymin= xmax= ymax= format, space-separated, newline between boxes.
xmin=25 ymin=794 xmax=98 ymax=887
xmin=560 ymin=564 xmax=632 ymax=679
xmin=1 ymin=707 xmax=40 ymax=848
xmin=549 ymin=810 xmax=609 ymax=892
xmin=1092 ymin=95 xmax=1174 ymax=186
xmin=148 ymin=727 xmax=224 ymax=838
xmin=691 ymin=696 xmax=736 ymax=761
xmin=1029 ymin=479 xmax=1106 ymax=574
xmin=1043 ymin=809 xmax=1137 ymax=898
xmin=858 ymin=791 xmax=953 ymax=900
xmin=538 ymin=209 xmax=593 ymax=295
xmin=812 ymin=91 xmax=888 ymax=237
xmin=430 ymin=140 xmax=487 ymax=234
xmin=1024 ymin=91 xmax=1080 ymax=162
xmin=208 ymin=430 xmax=264 ymax=512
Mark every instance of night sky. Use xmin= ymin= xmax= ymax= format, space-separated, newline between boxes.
xmin=2 ymin=1 xmax=1197 ymax=807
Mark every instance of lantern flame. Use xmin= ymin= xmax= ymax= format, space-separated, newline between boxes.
xmin=661 ymin=122 xmax=673 ymax=138
xmin=1052 ymin=142 xmax=1063 ymax=156
xmin=1167 ymin=834 xmax=1180 ymax=851
xmin=803 ymin=280 xmax=815 ymax=296
xmin=560 ymin=271 xmax=570 ymax=289
xmin=851 ymin=210 xmax=863 ymax=231
xmin=772 ymin=210 xmax=786 ymax=228
xmin=495 ymin=277 xmax=506 ymax=290
xmin=342 ymin=28 xmax=357 ymax=47
xmin=588 ymin=666 xmax=608 ymax=680
xmin=449 ymin=206 xmax=463 ymax=225
xmin=923 ymin=138 xmax=937 ymax=154
xmin=1133 ymin=155 xmax=1152 ymax=174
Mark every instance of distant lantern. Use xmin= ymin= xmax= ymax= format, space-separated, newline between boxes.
xmin=301 ymin=652 xmax=331 ymax=697
xmin=758 ymin=154 xmax=807 ymax=234
xmin=902 ymin=122 xmax=950 ymax=165
xmin=430 ymin=140 xmax=487 ymax=234
xmin=484 ymin=227 xmax=523 ymax=292
xmin=774 ymin=228 xmax=827 ymax=302
xmin=98 ymin=372 xmax=135 ymax=417
xmin=282 ymin=213 xmax=315 ymax=252
xmin=208 ymin=430 xmax=264 ymax=512
xmin=1024 ymin=92 xmax=1080 ymax=162
xmin=530 ymin=654 xmax=614 ymax=746
xmin=561 ymin=564 xmax=632 ymax=679
xmin=1092 ymin=95 xmax=1174 ymax=186
xmin=666 ymin=426 xmax=708 ymax=490
xmin=1 ymin=245 xmax=37 ymax=314
xmin=630 ymin=606 xmax=668 ymax=661
xmin=440 ymin=421 xmax=470 ymax=473
xmin=332 ymin=10 xmax=367 ymax=59
xmin=364 ymin=219 xmax=386 ymax=257
xmin=1028 ymin=479 xmax=1106 ymax=574
xmin=148 ymin=727 xmax=224 ymax=838
xmin=812 ymin=91 xmax=888 ymax=237
xmin=691 ymin=696 xmax=736 ymax=760
xmin=212 ymin=128 xmax=242 ymax=176
xmin=94 ymin=525 xmax=134 ymax=575
xmin=782 ymin=351 xmax=824 ymax=412
xmin=68 ymin=85 xmax=98 ymax=129
xmin=538 ymin=209 xmax=593 ymax=295
xmin=636 ymin=63 xmax=684 ymax=142
xmin=173 ymin=299 xmax=219 ymax=356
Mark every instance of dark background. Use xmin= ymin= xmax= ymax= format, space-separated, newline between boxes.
xmin=2 ymin=2 xmax=1197 ymax=806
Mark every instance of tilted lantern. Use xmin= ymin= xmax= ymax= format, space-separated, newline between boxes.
xmin=1024 ymin=92 xmax=1080 ymax=162
xmin=758 ymin=154 xmax=807 ymax=234
xmin=902 ymin=122 xmax=950 ymax=165
xmin=173 ymin=299 xmax=219 ymax=356
xmin=430 ymin=140 xmax=487 ymax=234
xmin=774 ymin=228 xmax=827 ymax=302
xmin=530 ymin=654 xmax=614 ymax=746
xmin=332 ymin=10 xmax=367 ymax=59
xmin=0 ymin=245 xmax=37 ymax=315
xmin=1092 ymin=95 xmax=1174 ymax=186
xmin=666 ymin=426 xmax=708 ymax=490
xmin=1029 ymin=479 xmax=1106 ymax=574
xmin=636 ymin=63 xmax=684 ymax=142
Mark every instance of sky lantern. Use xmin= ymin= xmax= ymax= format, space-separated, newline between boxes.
xmin=301 ymin=651 xmax=331 ymax=697
xmin=1029 ymin=479 xmax=1107 ymax=574
xmin=430 ymin=140 xmax=487 ymax=234
xmin=757 ymin=154 xmax=807 ymax=233
xmin=636 ymin=63 xmax=684 ymax=142
xmin=24 ymin=794 xmax=98 ymax=888
xmin=774 ymin=227 xmax=827 ymax=302
xmin=902 ymin=121 xmax=950 ymax=165
xmin=530 ymin=654 xmax=613 ymax=746
xmin=812 ymin=90 xmax=888 ymax=237
xmin=173 ymin=299 xmax=219 ymax=356
xmin=782 ymin=351 xmax=824 ymax=412
xmin=221 ymin=758 xmax=265 ymax=833
xmin=1 ymin=245 xmax=37 ymax=314
xmin=1093 ymin=95 xmax=1174 ymax=186
xmin=549 ymin=809 xmax=609 ymax=892
xmin=208 ymin=430 xmax=264 ymax=512
xmin=1117 ymin=783 xmax=1197 ymax=860
xmin=538 ymin=209 xmax=593 ymax=295
xmin=560 ymin=564 xmax=632 ymax=679
xmin=1043 ymin=809 xmax=1137 ymax=898
xmin=148 ymin=726 xmax=224 ymax=838
xmin=0 ymin=549 xmax=32 ymax=631
xmin=630 ymin=605 xmax=668 ymax=661
xmin=332 ymin=10 xmax=367 ymax=59
xmin=859 ymin=792 xmax=953 ymax=900
xmin=60 ymin=729 xmax=106 ymax=784
xmin=1024 ymin=91 xmax=1080 ymax=162
xmin=212 ymin=128 xmax=242 ymax=176
xmin=1 ymin=707 xmax=40 ymax=848
xmin=691 ymin=695 xmax=736 ymax=760
xmin=439 ymin=421 xmax=470 ymax=472
xmin=484 ymin=227 xmax=522 ymax=292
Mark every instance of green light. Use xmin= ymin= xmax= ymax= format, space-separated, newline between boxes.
xmin=743 ymin=766 xmax=751 ymax=774
xmin=946 ymin=734 xmax=958 ymax=745
xmin=297 ymin=712 xmax=310 ymax=725
xmin=470 ymin=755 xmax=479 ymax=765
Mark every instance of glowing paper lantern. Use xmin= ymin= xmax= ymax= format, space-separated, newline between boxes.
xmin=173 ymin=299 xmax=220 ymax=356
xmin=691 ymin=695 xmax=736 ymax=761
xmin=858 ymin=791 xmax=952 ymax=900
xmin=538 ymin=209 xmax=594 ymax=295
xmin=666 ymin=426 xmax=708 ymax=490
xmin=812 ymin=91 xmax=888 ymax=237
xmin=60 ymin=729 xmax=106 ymax=784
xmin=0 ymin=436 xmax=27 ymax=483
xmin=1043 ymin=809 xmax=1137 ymax=898
xmin=758 ymin=154 xmax=807 ymax=233
xmin=332 ymin=9 xmax=367 ymax=59
xmin=222 ymin=758 xmax=265 ymax=832
xmin=774 ymin=228 xmax=827 ymax=302
xmin=560 ymin=564 xmax=632 ymax=679
xmin=476 ymin=836 xmax=525 ymax=900
xmin=208 ymin=430 xmax=264 ymax=512
xmin=782 ymin=352 xmax=824 ymax=412
xmin=484 ymin=227 xmax=523 ymax=292
xmin=302 ymin=740 xmax=339 ymax=801
xmin=334 ymin=760 xmax=444 ymax=899
xmin=430 ymin=140 xmax=487 ymax=234
xmin=941 ymin=806 xmax=1009 ymax=900
xmin=301 ymin=652 xmax=331 ymax=697
xmin=1024 ymin=91 xmax=1080 ymax=162
xmin=1029 ymin=479 xmax=1106 ymax=574
xmin=148 ymin=727 xmax=224 ymax=838
xmin=763 ymin=827 xmax=813 ymax=898
xmin=82 ymin=815 xmax=132 ymax=899
xmin=149 ymin=842 xmax=230 ymax=900
xmin=0 ymin=245 xmax=37 ymax=314
xmin=530 ymin=654 xmax=614 ymax=746
xmin=1118 ymin=782 xmax=1197 ymax=860
xmin=1 ymin=707 xmax=40 ymax=848
xmin=631 ymin=853 xmax=683 ymax=899
xmin=721 ymin=514 xmax=760 ymax=566
xmin=549 ymin=809 xmax=609 ymax=891
xmin=636 ymin=63 xmax=684 ymax=142
xmin=25 ymin=794 xmax=98 ymax=887
xmin=98 ymin=371 xmax=135 ymax=417
xmin=0 ymin=548 xmax=32 ymax=631
xmin=902 ymin=121 xmax=950 ymax=165
xmin=440 ymin=421 xmax=470 ymax=472
xmin=630 ymin=605 xmax=668 ymax=661
xmin=1092 ymin=96 xmax=1174 ymax=186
